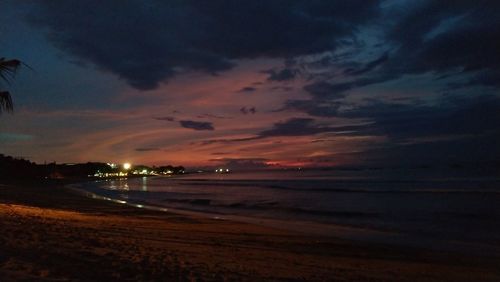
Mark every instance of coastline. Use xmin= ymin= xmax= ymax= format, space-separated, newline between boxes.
xmin=69 ymin=179 xmax=500 ymax=258
xmin=1 ymin=180 xmax=500 ymax=281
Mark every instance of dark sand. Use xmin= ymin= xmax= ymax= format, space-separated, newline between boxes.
xmin=1 ymin=181 xmax=499 ymax=281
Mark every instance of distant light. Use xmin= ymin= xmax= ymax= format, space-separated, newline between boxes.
xmin=226 ymin=169 xmax=229 ymax=172
xmin=123 ymin=163 xmax=131 ymax=170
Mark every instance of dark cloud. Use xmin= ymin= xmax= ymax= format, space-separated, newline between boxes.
xmin=135 ymin=147 xmax=160 ymax=152
xmin=237 ymin=87 xmax=256 ymax=93
xmin=380 ymin=0 xmax=500 ymax=89
xmin=339 ymin=131 xmax=500 ymax=168
xmin=294 ymin=1 xmax=500 ymax=99
xmin=278 ymin=99 xmax=341 ymax=117
xmin=343 ymin=52 xmax=389 ymax=76
xmin=263 ymin=68 xmax=299 ymax=81
xmin=278 ymin=96 xmax=500 ymax=167
xmin=276 ymin=93 xmax=500 ymax=168
xmin=270 ymin=86 xmax=293 ymax=92
xmin=196 ymin=94 xmax=500 ymax=168
xmin=303 ymin=72 xmax=399 ymax=100
xmin=28 ymin=0 xmax=381 ymax=90
xmin=257 ymin=118 xmax=362 ymax=138
xmin=191 ymin=0 xmax=380 ymax=57
xmin=179 ymin=120 xmax=214 ymax=131
xmin=259 ymin=118 xmax=320 ymax=137
xmin=196 ymin=117 xmax=368 ymax=145
xmin=270 ymin=1 xmax=500 ymax=166
xmin=446 ymin=70 xmax=500 ymax=90
xmin=240 ymin=106 xmax=256 ymax=114
xmin=303 ymin=81 xmax=350 ymax=100
xmin=333 ymin=95 xmax=500 ymax=142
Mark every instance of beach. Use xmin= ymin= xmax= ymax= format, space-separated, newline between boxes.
xmin=1 ymin=180 xmax=500 ymax=281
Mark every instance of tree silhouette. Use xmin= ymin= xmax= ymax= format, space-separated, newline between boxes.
xmin=0 ymin=58 xmax=21 ymax=114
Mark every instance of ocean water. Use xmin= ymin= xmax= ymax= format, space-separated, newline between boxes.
xmin=72 ymin=169 xmax=500 ymax=255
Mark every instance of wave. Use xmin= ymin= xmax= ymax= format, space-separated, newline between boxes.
xmin=160 ymin=197 xmax=377 ymax=218
xmin=171 ymin=180 xmax=500 ymax=194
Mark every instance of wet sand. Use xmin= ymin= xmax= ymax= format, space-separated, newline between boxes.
xmin=1 ymin=181 xmax=499 ymax=281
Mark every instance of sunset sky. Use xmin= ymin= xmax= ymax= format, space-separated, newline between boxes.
xmin=1 ymin=0 xmax=499 ymax=168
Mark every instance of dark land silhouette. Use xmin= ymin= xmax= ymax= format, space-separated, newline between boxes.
xmin=0 ymin=154 xmax=184 ymax=180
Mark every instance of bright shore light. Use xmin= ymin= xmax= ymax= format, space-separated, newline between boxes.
xmin=123 ymin=162 xmax=132 ymax=170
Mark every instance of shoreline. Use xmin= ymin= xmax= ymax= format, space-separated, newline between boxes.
xmin=72 ymin=177 xmax=500 ymax=258
xmin=1 ymin=180 xmax=500 ymax=281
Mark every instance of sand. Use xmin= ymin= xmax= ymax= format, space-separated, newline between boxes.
xmin=1 ymin=180 xmax=499 ymax=281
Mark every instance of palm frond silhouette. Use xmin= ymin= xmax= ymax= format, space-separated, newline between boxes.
xmin=0 ymin=58 xmax=22 ymax=114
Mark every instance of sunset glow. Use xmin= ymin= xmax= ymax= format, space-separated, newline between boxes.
xmin=1 ymin=1 xmax=498 ymax=170
xmin=2 ymin=2 xmax=500 ymax=281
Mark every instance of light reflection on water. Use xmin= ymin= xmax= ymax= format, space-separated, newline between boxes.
xmin=106 ymin=177 xmax=149 ymax=191
xmin=108 ymin=178 xmax=130 ymax=190
xmin=142 ymin=176 xmax=148 ymax=191
xmin=82 ymin=171 xmax=500 ymax=254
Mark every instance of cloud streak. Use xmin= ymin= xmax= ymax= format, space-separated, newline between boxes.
xmin=179 ymin=120 xmax=215 ymax=131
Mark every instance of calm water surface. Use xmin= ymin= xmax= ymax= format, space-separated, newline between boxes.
xmin=72 ymin=169 xmax=500 ymax=254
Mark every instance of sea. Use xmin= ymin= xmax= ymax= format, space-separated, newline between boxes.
xmin=70 ymin=168 xmax=500 ymax=256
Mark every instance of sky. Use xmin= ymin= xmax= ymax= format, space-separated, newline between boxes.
xmin=0 ymin=0 xmax=499 ymax=169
